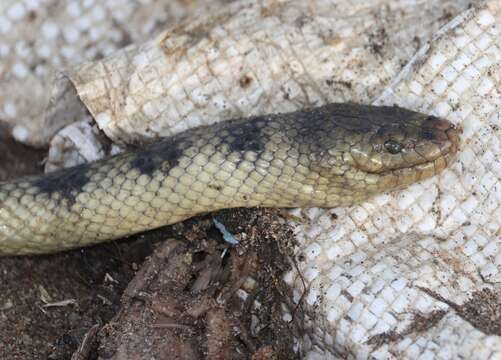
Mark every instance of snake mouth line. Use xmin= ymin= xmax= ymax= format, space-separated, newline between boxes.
xmin=399 ymin=124 xmax=461 ymax=178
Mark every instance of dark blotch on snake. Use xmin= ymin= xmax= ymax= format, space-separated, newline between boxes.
xmin=33 ymin=164 xmax=89 ymax=205
xmin=227 ymin=119 xmax=265 ymax=153
xmin=130 ymin=137 xmax=188 ymax=176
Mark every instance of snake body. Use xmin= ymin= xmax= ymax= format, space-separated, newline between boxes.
xmin=0 ymin=103 xmax=459 ymax=255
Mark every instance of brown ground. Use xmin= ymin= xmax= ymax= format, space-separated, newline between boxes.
xmin=0 ymin=127 xmax=301 ymax=360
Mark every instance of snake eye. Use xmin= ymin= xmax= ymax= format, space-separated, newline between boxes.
xmin=384 ymin=139 xmax=402 ymax=154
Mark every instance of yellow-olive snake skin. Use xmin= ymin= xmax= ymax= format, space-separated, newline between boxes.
xmin=0 ymin=103 xmax=460 ymax=255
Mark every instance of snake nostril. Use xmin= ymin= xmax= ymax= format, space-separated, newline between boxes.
xmin=421 ymin=129 xmax=434 ymax=140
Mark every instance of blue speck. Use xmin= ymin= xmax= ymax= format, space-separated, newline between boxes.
xmin=213 ymin=218 xmax=239 ymax=245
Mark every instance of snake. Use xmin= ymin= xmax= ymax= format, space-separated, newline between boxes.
xmin=0 ymin=103 xmax=460 ymax=255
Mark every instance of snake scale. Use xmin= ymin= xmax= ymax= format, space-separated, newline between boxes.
xmin=0 ymin=103 xmax=459 ymax=255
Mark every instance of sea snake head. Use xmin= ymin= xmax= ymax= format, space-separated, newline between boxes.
xmin=309 ymin=104 xmax=461 ymax=202
xmin=349 ymin=106 xmax=460 ymax=193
